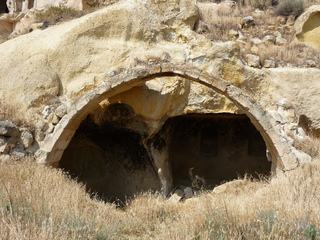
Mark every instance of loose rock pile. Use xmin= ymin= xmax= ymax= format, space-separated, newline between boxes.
xmin=0 ymin=121 xmax=34 ymax=160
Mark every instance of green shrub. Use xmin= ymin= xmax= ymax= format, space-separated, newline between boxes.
xmin=275 ymin=0 xmax=305 ymax=17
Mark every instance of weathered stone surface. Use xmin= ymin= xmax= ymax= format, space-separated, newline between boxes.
xmin=168 ymin=189 xmax=184 ymax=203
xmin=264 ymin=59 xmax=277 ymax=68
xmin=1 ymin=0 xmax=320 ymax=187
xmin=295 ymin=5 xmax=320 ymax=50
xmin=252 ymin=37 xmax=263 ymax=45
xmin=19 ymin=129 xmax=33 ymax=148
xmin=0 ymin=136 xmax=9 ymax=154
xmin=10 ymin=147 xmax=26 ymax=158
xmin=0 ymin=121 xmax=19 ymax=137
xmin=275 ymin=36 xmax=287 ymax=45
xmin=242 ymin=16 xmax=254 ymax=28
xmin=246 ymin=54 xmax=261 ymax=68
xmin=262 ymin=35 xmax=276 ymax=45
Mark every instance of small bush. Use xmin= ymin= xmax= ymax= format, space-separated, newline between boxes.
xmin=275 ymin=0 xmax=305 ymax=17
xmin=248 ymin=0 xmax=279 ymax=9
xmin=35 ymin=6 xmax=82 ymax=25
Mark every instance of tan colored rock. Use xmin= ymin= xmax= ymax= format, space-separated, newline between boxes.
xmin=19 ymin=129 xmax=33 ymax=148
xmin=14 ymin=10 xmax=37 ymax=34
xmin=250 ymin=45 xmax=259 ymax=54
xmin=246 ymin=54 xmax=261 ymax=68
xmin=264 ymin=59 xmax=277 ymax=68
xmin=275 ymin=36 xmax=287 ymax=45
xmin=228 ymin=29 xmax=239 ymax=39
xmin=286 ymin=15 xmax=295 ymax=26
xmin=252 ymin=37 xmax=262 ymax=45
xmin=295 ymin=5 xmax=320 ymax=51
xmin=277 ymin=16 xmax=286 ymax=25
xmin=306 ymin=59 xmax=316 ymax=68
xmin=262 ymin=35 xmax=276 ymax=45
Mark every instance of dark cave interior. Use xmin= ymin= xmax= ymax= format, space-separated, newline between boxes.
xmin=59 ymin=104 xmax=271 ymax=202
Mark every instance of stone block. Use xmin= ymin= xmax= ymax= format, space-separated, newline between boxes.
xmin=168 ymin=189 xmax=184 ymax=203
xmin=55 ymin=104 xmax=67 ymax=118
xmin=173 ymin=64 xmax=188 ymax=75
xmin=246 ymin=54 xmax=261 ymax=68
xmin=160 ymin=63 xmax=173 ymax=73
xmin=147 ymin=64 xmax=161 ymax=74
xmin=258 ymin=114 xmax=273 ymax=132
xmin=186 ymin=67 xmax=201 ymax=80
xmin=19 ymin=130 xmax=33 ymax=149
xmin=280 ymin=153 xmax=298 ymax=171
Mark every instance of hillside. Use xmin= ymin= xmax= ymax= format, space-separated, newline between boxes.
xmin=1 ymin=0 xmax=320 ymax=239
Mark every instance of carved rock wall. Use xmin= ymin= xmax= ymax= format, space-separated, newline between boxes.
xmin=1 ymin=0 xmax=320 ymax=197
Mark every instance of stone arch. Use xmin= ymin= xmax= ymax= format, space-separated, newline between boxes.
xmin=36 ymin=63 xmax=296 ymax=185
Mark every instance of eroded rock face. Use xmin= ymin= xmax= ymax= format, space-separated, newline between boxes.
xmin=295 ymin=5 xmax=320 ymax=50
xmin=1 ymin=0 xmax=320 ymax=199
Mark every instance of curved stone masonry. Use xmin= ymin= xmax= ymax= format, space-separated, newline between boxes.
xmin=35 ymin=62 xmax=299 ymax=192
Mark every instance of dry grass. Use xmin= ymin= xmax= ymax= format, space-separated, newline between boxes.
xmin=198 ymin=0 xmax=320 ymax=68
xmin=0 ymin=105 xmax=35 ymax=130
xmin=1 ymin=156 xmax=320 ymax=239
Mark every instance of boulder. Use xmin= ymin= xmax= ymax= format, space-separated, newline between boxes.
xmin=252 ymin=37 xmax=263 ymax=45
xmin=246 ymin=54 xmax=261 ymax=68
xmin=262 ymin=35 xmax=276 ymax=45
xmin=242 ymin=16 xmax=254 ymax=28
xmin=264 ymin=59 xmax=277 ymax=68
xmin=168 ymin=189 xmax=184 ymax=203
xmin=54 ymin=104 xmax=67 ymax=118
xmin=295 ymin=5 xmax=320 ymax=50
xmin=306 ymin=59 xmax=316 ymax=68
xmin=19 ymin=129 xmax=33 ymax=148
xmin=0 ymin=121 xmax=19 ymax=137
xmin=275 ymin=36 xmax=287 ymax=45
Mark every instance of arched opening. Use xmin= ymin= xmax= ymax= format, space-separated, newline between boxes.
xmin=161 ymin=113 xmax=271 ymax=189
xmin=58 ymin=105 xmax=271 ymax=201
xmin=58 ymin=103 xmax=161 ymax=202
xmin=39 ymin=63 xmax=291 ymax=201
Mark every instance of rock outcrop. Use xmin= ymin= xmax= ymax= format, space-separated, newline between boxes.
xmin=295 ymin=5 xmax=320 ymax=50
xmin=1 ymin=0 xmax=320 ymax=198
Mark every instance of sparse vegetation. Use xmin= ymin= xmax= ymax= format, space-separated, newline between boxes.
xmin=0 ymin=105 xmax=35 ymax=130
xmin=197 ymin=0 xmax=320 ymax=68
xmin=275 ymin=0 xmax=305 ymax=17
xmin=0 ymin=156 xmax=320 ymax=239
xmin=35 ymin=6 xmax=83 ymax=25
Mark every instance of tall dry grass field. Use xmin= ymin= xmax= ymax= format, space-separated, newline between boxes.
xmin=0 ymin=157 xmax=320 ymax=239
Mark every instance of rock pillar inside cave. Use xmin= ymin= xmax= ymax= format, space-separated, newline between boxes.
xmin=58 ymin=104 xmax=271 ymax=201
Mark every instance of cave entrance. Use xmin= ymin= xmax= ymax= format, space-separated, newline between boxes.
xmin=58 ymin=104 xmax=161 ymax=203
xmin=164 ymin=113 xmax=271 ymax=189
xmin=0 ymin=0 xmax=9 ymax=14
